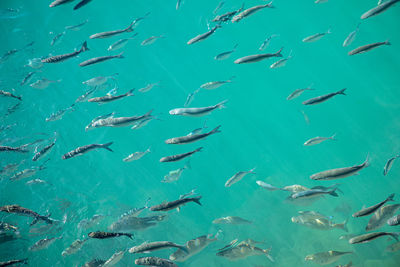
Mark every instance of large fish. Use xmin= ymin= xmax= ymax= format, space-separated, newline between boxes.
xmin=352 ymin=193 xmax=395 ymax=217
xmin=348 ymin=41 xmax=390 ymax=55
xmin=62 ymin=142 xmax=113 ymax=159
xmin=0 ymin=204 xmax=53 ymax=225
xmin=217 ymin=240 xmax=273 ymax=262
xmin=302 ymin=88 xmax=346 ymax=105
xmin=234 ymin=48 xmax=282 ymax=64
xmin=42 ymin=41 xmax=89 ymax=63
xmin=361 ymin=0 xmax=400 ymax=19
xmin=89 ymin=110 xmax=153 ymax=129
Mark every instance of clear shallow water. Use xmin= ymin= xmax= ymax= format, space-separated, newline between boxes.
xmin=0 ymin=0 xmax=400 ymax=266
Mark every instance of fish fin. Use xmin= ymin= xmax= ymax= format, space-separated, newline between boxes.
xmin=192 ymin=195 xmax=202 ymax=206
xmin=126 ymin=21 xmax=136 ymax=32
xmin=216 ymin=99 xmax=228 ymax=109
xmin=209 ymin=125 xmax=222 ymax=135
xmin=177 ymin=207 xmax=181 ymax=212
xmin=266 ymin=1 xmax=274 ymax=8
xmin=102 ymin=142 xmax=114 ymax=152
xmin=331 ymin=133 xmax=336 ymax=140
xmin=336 ymin=88 xmax=346 ymax=95
xmin=81 ymin=41 xmax=89 ymax=52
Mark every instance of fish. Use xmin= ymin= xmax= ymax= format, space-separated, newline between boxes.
xmin=165 ymin=125 xmax=221 ymax=144
xmin=215 ymin=44 xmax=238 ymax=60
xmin=304 ymin=134 xmax=336 ymax=146
xmin=225 ymin=168 xmax=256 ymax=187
xmin=302 ymin=88 xmax=346 ymax=105
xmin=270 ymin=51 xmax=292 ymax=69
xmin=0 ymin=90 xmax=21 ymax=101
xmin=65 ymin=19 xmax=89 ymax=31
xmin=0 ymin=205 xmax=53 ymax=226
xmin=349 ymin=232 xmax=400 ymax=244
xmin=108 ymin=33 xmax=138 ymax=51
xmin=109 ymin=213 xmax=166 ymax=231
xmin=187 ymin=121 xmax=208 ymax=136
xmin=343 ymin=23 xmax=360 ymax=47
xmin=88 ymin=89 xmax=134 ymax=103
xmin=256 ymin=181 xmax=282 ymax=191
xmin=353 ymin=193 xmax=395 ymax=217
xmin=74 ymin=0 xmax=92 ymax=10
xmin=83 ymin=259 xmax=106 ymax=267
xmin=129 ymin=241 xmax=188 ymax=254
xmin=83 ymin=73 xmax=118 ymax=87
xmin=20 ymin=71 xmax=36 ymax=86
xmin=383 ymin=155 xmax=399 ymax=175
xmin=170 ymin=234 xmax=218 ymax=262
xmin=88 ymin=231 xmax=133 ymax=240
xmin=141 ymin=35 xmax=164 ymax=46
xmin=361 ymin=0 xmax=400 ymax=19
xmin=217 ymin=240 xmax=273 ymax=262
xmin=90 ymin=21 xmax=137 ymax=39
xmin=49 ymin=0 xmax=74 ymax=8
xmin=46 ymin=104 xmax=75 ymax=122
xmin=32 ymin=137 xmax=56 ymax=161
xmin=366 ymin=204 xmax=400 ymax=231
xmin=160 ymin=147 xmax=202 ymax=163
xmin=302 ymin=29 xmax=331 ymax=42
xmin=287 ymin=86 xmax=314 ymax=100
xmin=123 ymin=148 xmax=151 ymax=162
xmin=150 ymin=195 xmax=202 ymax=212
xmin=26 ymin=179 xmax=51 ymax=186
xmin=348 ymin=41 xmax=390 ymax=55
xmin=29 ymin=236 xmax=62 ymax=251
xmin=134 ymin=257 xmax=177 ymax=267
xmin=0 ymin=222 xmax=18 ymax=232
xmin=310 ymin=155 xmax=369 ymax=180
xmin=79 ymin=52 xmax=124 ymax=67
xmin=169 ymin=100 xmax=227 ymax=116
xmin=0 ymin=259 xmax=28 ymax=267
xmin=30 ymin=78 xmax=60 ymax=89
xmin=42 ymin=41 xmax=89 ymax=63
xmin=102 ymin=250 xmax=125 ymax=267
xmin=76 ymin=87 xmax=98 ymax=102
xmin=388 ymin=215 xmax=400 ymax=226
xmin=213 ymin=216 xmax=252 ymax=225
xmin=290 ymin=188 xmax=338 ymax=200
xmin=184 ymin=88 xmax=200 ymax=107
xmin=131 ymin=116 xmax=157 ymax=130
xmin=138 ymin=82 xmax=159 ymax=93
xmin=62 ymin=239 xmax=87 ymax=256
xmin=315 ymin=0 xmax=329 ymax=3
xmin=62 ymin=142 xmax=113 ymax=159
xmin=162 ymin=163 xmax=189 ymax=183
xmin=200 ymin=77 xmax=234 ymax=90
xmin=282 ymin=184 xmax=310 ymax=193
xmin=234 ymin=48 xmax=283 ymax=64
xmin=187 ymin=25 xmax=221 ymax=45
xmin=305 ymin=251 xmax=353 ymax=265
xmin=25 ymin=58 xmax=43 ymax=69
xmin=232 ymin=2 xmax=274 ymax=23
xmin=259 ymin=34 xmax=278 ymax=51
xmin=214 ymin=1 xmax=225 ymax=14
xmin=291 ymin=211 xmax=348 ymax=232
xmin=89 ymin=110 xmax=153 ymax=129
xmin=176 ymin=0 xmax=182 ymax=10
xmin=78 ymin=214 xmax=105 ymax=229
xmin=386 ymin=241 xmax=400 ymax=252
xmin=212 ymin=4 xmax=244 ymax=23
xmin=50 ymin=31 xmax=66 ymax=46
xmin=0 ymin=145 xmax=28 ymax=153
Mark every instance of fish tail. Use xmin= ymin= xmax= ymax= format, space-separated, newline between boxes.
xmin=192 ymin=195 xmax=202 ymax=206
xmin=329 ymin=188 xmax=339 ymax=197
xmin=275 ymin=47 xmax=283 ymax=57
xmin=194 ymin=147 xmax=203 ymax=153
xmin=385 ymin=40 xmax=391 ymax=45
xmin=249 ymin=167 xmax=256 ymax=174
xmin=81 ymin=41 xmax=89 ymax=52
xmin=116 ymin=52 xmax=124 ymax=58
xmin=209 ymin=125 xmax=222 ymax=135
xmin=387 ymin=193 xmax=395 ymax=202
xmin=126 ymin=21 xmax=136 ymax=32
xmin=127 ymin=88 xmax=135 ymax=96
xmin=143 ymin=109 xmax=153 ymax=117
xmin=267 ymin=1 xmax=274 ymax=8
xmin=146 ymin=147 xmax=151 ymax=153
xmin=263 ymin=247 xmax=274 ymax=262
xmin=216 ymin=99 xmax=228 ymax=109
xmin=330 ymin=133 xmax=337 ymax=140
xmin=364 ymin=153 xmax=370 ymax=168
xmin=16 ymin=95 xmax=22 ymax=101
xmin=102 ymin=142 xmax=114 ymax=152
xmin=336 ymin=88 xmax=346 ymax=95
xmin=125 ymin=233 xmax=134 ymax=239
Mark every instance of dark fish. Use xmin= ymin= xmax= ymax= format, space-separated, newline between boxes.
xmin=79 ymin=52 xmax=124 ymax=67
xmin=0 ymin=49 xmax=18 ymax=63
xmin=62 ymin=142 xmax=113 ymax=159
xmin=212 ymin=4 xmax=244 ymax=23
xmin=234 ymin=48 xmax=283 ymax=64
xmin=134 ymin=257 xmax=177 ymax=267
xmin=303 ymin=88 xmax=346 ymax=105
xmin=49 ymin=0 xmax=74 ymax=8
xmin=0 ymin=90 xmax=21 ymax=101
xmin=165 ymin=126 xmax=221 ymax=144
xmin=150 ymin=196 xmax=202 ymax=212
xmin=348 ymin=41 xmax=390 ymax=55
xmin=20 ymin=71 xmax=35 ymax=86
xmin=0 ymin=204 xmax=53 ymax=225
xmin=361 ymin=0 xmax=400 ymax=19
xmin=0 ymin=259 xmax=27 ymax=267
xmin=187 ymin=25 xmax=221 ymax=45
xmin=88 ymin=231 xmax=133 ymax=239
xmin=160 ymin=147 xmax=202 ymax=162
xmin=88 ymin=89 xmax=134 ymax=103
xmin=383 ymin=155 xmax=399 ymax=175
xmin=90 ymin=21 xmax=136 ymax=39
xmin=32 ymin=137 xmax=56 ymax=161
xmin=74 ymin=0 xmax=92 ymax=10
xmin=42 ymin=41 xmax=89 ymax=63
xmin=388 ymin=215 xmax=400 ymax=226
xmin=0 ymin=145 xmax=28 ymax=153
xmin=352 ymin=193 xmax=395 ymax=217
xmin=349 ymin=232 xmax=399 ymax=244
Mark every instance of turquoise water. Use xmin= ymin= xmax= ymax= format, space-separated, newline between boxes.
xmin=1 ymin=0 xmax=400 ymax=266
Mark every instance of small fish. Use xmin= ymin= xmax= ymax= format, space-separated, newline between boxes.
xmin=179 ymin=188 xmax=196 ymax=199
xmin=129 ymin=241 xmax=188 ymax=254
xmin=90 ymin=21 xmax=137 ymax=39
xmin=270 ymin=51 xmax=293 ymax=69
xmin=184 ymin=88 xmax=200 ymax=107
xmin=304 ymin=134 xmax=336 ymax=146
xmin=83 ymin=259 xmax=106 ymax=267
xmin=102 ymin=250 xmax=125 ymax=267
xmin=62 ymin=142 xmax=113 ymax=159
xmin=123 ymin=148 xmax=151 ymax=162
xmin=74 ymin=0 xmax=92 ymax=10
xmin=165 ymin=125 xmax=221 ymax=145
xmin=131 ymin=116 xmax=157 ymax=130
xmin=214 ymin=1 xmax=225 ymax=14
xmin=108 ymin=33 xmax=138 ymax=51
xmin=49 ymin=0 xmax=74 ymax=8
xmin=343 ymin=23 xmax=360 ymax=47
xmin=89 ymin=110 xmax=153 ymax=129
xmin=134 ymin=257 xmax=177 ymax=267
xmin=170 ymin=234 xmax=217 ymax=262
xmin=388 ymin=215 xmax=400 ymax=226
xmin=383 ymin=155 xmax=399 ymax=175
xmin=139 ymin=82 xmax=159 ymax=93
xmin=83 ymin=73 xmax=118 ymax=87
xmin=61 ymin=239 xmax=87 ymax=256
xmin=29 ymin=236 xmax=62 ymax=251
xmin=0 ymin=90 xmax=21 ymax=101
xmin=169 ymin=100 xmax=227 ymax=116
xmin=259 ymin=34 xmax=278 ymax=51
xmin=0 ymin=145 xmax=28 ymax=153
xmin=88 ymin=231 xmax=133 ymax=240
xmin=234 ymin=48 xmax=283 ymax=64
xmin=20 ymin=71 xmax=36 ymax=86
xmin=25 ymin=58 xmax=43 ymax=69
xmin=349 ymin=40 xmax=390 ymax=56
xmin=386 ymin=241 xmax=400 ymax=252
xmin=200 ymin=77 xmax=234 ymax=90
xmin=162 ymin=164 xmax=189 ymax=183
xmin=50 ymin=31 xmax=66 ymax=46
xmin=225 ymin=167 xmax=256 ymax=187
xmin=213 ymin=216 xmax=252 ymax=225
xmin=187 ymin=25 xmax=221 ymax=45
xmin=79 ymin=52 xmax=124 ymax=67
xmin=65 ymin=19 xmax=89 ymax=31
xmin=0 ymin=259 xmax=28 ymax=267
xmin=32 ymin=137 xmax=56 ymax=161
xmin=150 ymin=196 xmax=202 ymax=212
xmin=290 ymin=188 xmax=338 ymax=200
xmin=46 ymin=104 xmax=75 ymax=122
xmin=30 ymin=78 xmax=60 ymax=89
xmin=287 ymin=84 xmax=314 ymax=100
xmin=310 ymin=155 xmax=369 ymax=180
xmin=78 ymin=214 xmax=105 ymax=229
xmin=141 ymin=35 xmax=164 ymax=46
xmin=302 ymin=29 xmax=331 ymax=43
xmin=160 ymin=147 xmax=202 ymax=163
xmin=215 ymin=44 xmax=238 ymax=60
xmin=366 ymin=204 xmax=400 ymax=231
xmin=353 ymin=193 xmax=395 ymax=217
xmin=26 ymin=179 xmax=51 ymax=186
xmin=292 ymin=211 xmax=348 ymax=232
xmin=212 ymin=4 xmax=244 ymax=23
xmin=305 ymin=251 xmax=353 ymax=265
xmin=232 ymin=2 xmax=274 ymax=23
xmin=217 ymin=240 xmax=273 ymax=261
xmin=88 ymin=89 xmax=134 ymax=103
xmin=361 ymin=0 xmax=400 ymax=19
xmin=42 ymin=41 xmax=89 ymax=63
xmin=256 ymin=180 xmax=282 ymax=191
xmin=349 ymin=232 xmax=399 ymax=244
xmin=302 ymin=88 xmax=346 ymax=105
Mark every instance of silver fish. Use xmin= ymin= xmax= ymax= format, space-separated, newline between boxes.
xmin=215 ymin=44 xmax=238 ymax=60
xmin=213 ymin=216 xmax=252 ymax=225
xmin=160 ymin=147 xmax=202 ymax=163
xmin=290 ymin=188 xmax=338 ymax=200
xmin=46 ymin=104 xmax=75 ymax=122
xmin=90 ymin=21 xmax=136 ymax=39
xmin=232 ymin=2 xmax=274 ymax=23
xmin=225 ymin=167 xmax=256 ymax=187
xmin=366 ymin=204 xmax=400 ymax=231
xmin=259 ymin=34 xmax=278 ymax=51
xmin=29 ymin=236 xmax=62 ymax=251
xmin=65 ymin=19 xmax=89 ymax=31
xmin=348 ymin=41 xmax=390 ymax=55
xmin=79 ymin=52 xmax=124 ymax=67
xmin=49 ymin=0 xmax=74 ymax=8
xmin=162 ymin=164 xmax=189 ymax=183
xmin=108 ymin=33 xmax=138 ymax=51
xmin=90 ymin=110 xmax=153 ymax=128
xmin=134 ymin=257 xmax=177 ymax=267
xmin=304 ymin=134 xmax=335 ymax=146
xmin=50 ymin=31 xmax=66 ymax=46
xmin=78 ymin=214 xmax=105 ymax=229
xmin=305 ymin=251 xmax=352 ymax=265
xmin=62 ymin=142 xmax=113 ymax=159
xmin=287 ymin=84 xmax=314 ymax=100
xmin=361 ymin=0 xmax=400 ymax=19
xmin=187 ymin=25 xmax=221 ymax=45
xmin=214 ymin=1 xmax=225 ymax=14
xmin=141 ymin=35 xmax=164 ymax=46
xmin=349 ymin=232 xmax=399 ymax=244
xmin=256 ymin=180 xmax=282 ymax=191
xmin=310 ymin=155 xmax=369 ymax=180
xmin=123 ymin=148 xmax=151 ymax=162
xmin=88 ymin=89 xmax=134 ymax=103
xmin=30 ymin=78 xmax=60 ymax=89
xmin=383 ymin=155 xmax=399 ymax=175
xmin=150 ymin=196 xmax=202 ymax=211
xmin=42 ymin=41 xmax=89 ymax=63
xmin=234 ymin=48 xmax=283 ymax=64
xmin=200 ymin=77 xmax=234 ymax=90
xmin=343 ymin=23 xmax=360 ymax=47
xmin=61 ymin=239 xmax=87 ymax=256
xmin=352 ymin=193 xmax=395 ymax=217
xmin=217 ymin=240 xmax=273 ymax=261
xmin=138 ymin=82 xmax=159 ymax=93
xmin=169 ymin=234 xmax=217 ymax=262
xmin=302 ymin=88 xmax=346 ymax=105
xmin=302 ymin=29 xmax=331 ymax=42
xmin=25 ymin=58 xmax=43 ymax=69
xmin=165 ymin=125 xmax=221 ymax=144
xmin=103 ymin=250 xmax=125 ymax=267
xmin=32 ymin=137 xmax=56 ymax=161
xmin=270 ymin=52 xmax=292 ymax=69
xmin=129 ymin=241 xmax=188 ymax=254
xmin=169 ymin=100 xmax=227 ymax=116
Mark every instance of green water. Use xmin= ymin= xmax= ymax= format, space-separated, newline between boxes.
xmin=1 ymin=0 xmax=400 ymax=266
